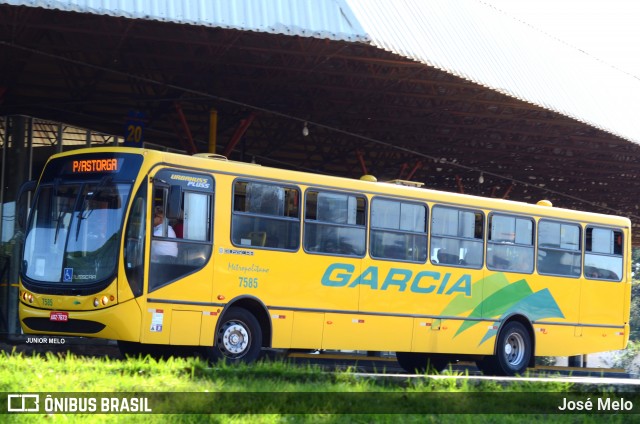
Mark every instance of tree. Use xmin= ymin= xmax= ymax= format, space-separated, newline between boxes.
xmin=612 ymin=247 xmax=640 ymax=372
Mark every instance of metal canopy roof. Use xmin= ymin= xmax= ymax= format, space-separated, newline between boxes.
xmin=2 ymin=1 xmax=640 ymax=243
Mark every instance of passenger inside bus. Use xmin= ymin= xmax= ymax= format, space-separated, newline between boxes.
xmin=437 ymin=249 xmax=459 ymax=265
xmin=151 ymin=206 xmax=178 ymax=263
xmin=172 ymin=210 xmax=184 ymax=239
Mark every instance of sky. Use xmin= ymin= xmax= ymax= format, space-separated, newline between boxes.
xmin=484 ymin=0 xmax=640 ymax=78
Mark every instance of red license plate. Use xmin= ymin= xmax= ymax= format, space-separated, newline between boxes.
xmin=50 ymin=311 xmax=69 ymax=322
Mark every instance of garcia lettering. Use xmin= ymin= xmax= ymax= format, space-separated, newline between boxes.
xmin=321 ymin=263 xmax=471 ymax=296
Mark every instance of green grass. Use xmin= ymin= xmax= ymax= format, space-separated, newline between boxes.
xmin=0 ymin=349 xmax=634 ymax=423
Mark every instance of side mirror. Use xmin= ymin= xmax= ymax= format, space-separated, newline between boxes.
xmin=166 ymin=185 xmax=182 ymax=220
xmin=16 ymin=180 xmax=36 ymax=229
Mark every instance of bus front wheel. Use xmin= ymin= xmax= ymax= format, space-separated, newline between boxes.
xmin=207 ymin=307 xmax=262 ymax=363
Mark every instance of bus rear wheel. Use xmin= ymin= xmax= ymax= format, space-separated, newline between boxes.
xmin=206 ymin=307 xmax=262 ymax=364
xmin=396 ymin=352 xmax=448 ymax=374
xmin=479 ymin=321 xmax=532 ymax=376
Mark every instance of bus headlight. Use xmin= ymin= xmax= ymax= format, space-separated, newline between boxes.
xmin=21 ymin=291 xmax=34 ymax=303
xmin=22 ymin=291 xmax=33 ymax=303
xmin=94 ymin=296 xmax=110 ymax=307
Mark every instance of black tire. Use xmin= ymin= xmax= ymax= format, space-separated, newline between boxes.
xmin=396 ymin=352 xmax=449 ymax=374
xmin=483 ymin=321 xmax=532 ymax=376
xmin=206 ymin=307 xmax=262 ymax=363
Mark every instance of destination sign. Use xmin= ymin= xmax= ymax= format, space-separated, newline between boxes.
xmin=72 ymin=158 xmax=121 ymax=173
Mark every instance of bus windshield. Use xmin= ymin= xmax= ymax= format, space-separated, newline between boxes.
xmin=23 ymin=179 xmax=131 ymax=285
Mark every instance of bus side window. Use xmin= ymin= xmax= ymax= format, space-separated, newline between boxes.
xmin=231 ymin=180 xmax=300 ymax=251
xmin=304 ymin=190 xmax=366 ymax=257
xmin=430 ymin=205 xmax=483 ymax=269
xmin=584 ymin=227 xmax=623 ymax=281
xmin=182 ymin=191 xmax=210 ymax=241
xmin=487 ymin=214 xmax=534 ymax=274
xmin=370 ymin=197 xmax=427 ymax=263
xmin=537 ymin=220 xmax=581 ymax=277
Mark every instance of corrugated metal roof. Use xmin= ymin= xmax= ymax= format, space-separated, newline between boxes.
xmin=4 ymin=0 xmax=640 ymax=144
xmin=347 ymin=0 xmax=640 ymax=145
xmin=1 ymin=0 xmax=369 ymax=41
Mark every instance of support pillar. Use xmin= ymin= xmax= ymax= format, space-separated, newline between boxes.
xmin=1 ymin=116 xmax=32 ymax=338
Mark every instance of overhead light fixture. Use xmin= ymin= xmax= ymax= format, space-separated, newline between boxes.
xmin=478 ymin=173 xmax=484 ymax=184
xmin=302 ymin=122 xmax=309 ymax=137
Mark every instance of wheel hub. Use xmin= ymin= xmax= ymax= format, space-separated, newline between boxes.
xmin=504 ymin=332 xmax=525 ymax=365
xmin=504 ymin=344 xmax=513 ymax=356
xmin=222 ymin=323 xmax=249 ymax=354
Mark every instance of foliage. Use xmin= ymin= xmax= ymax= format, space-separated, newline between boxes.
xmin=609 ymin=248 xmax=640 ymax=373
xmin=0 ymin=351 xmax=632 ymax=424
xmin=609 ymin=340 xmax=640 ymax=374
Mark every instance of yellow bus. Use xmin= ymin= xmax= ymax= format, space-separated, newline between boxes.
xmin=18 ymin=147 xmax=631 ymax=375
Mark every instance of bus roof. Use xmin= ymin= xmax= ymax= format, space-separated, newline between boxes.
xmin=51 ymin=147 xmax=631 ymax=228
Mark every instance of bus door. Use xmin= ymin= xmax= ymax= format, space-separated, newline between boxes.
xmin=141 ymin=169 xmax=215 ymax=345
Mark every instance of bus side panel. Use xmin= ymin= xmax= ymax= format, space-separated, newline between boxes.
xmin=269 ymin=309 xmax=294 ymax=348
xmin=578 ymin=326 xmax=627 ymax=353
xmin=406 ymin=267 xmax=485 ymax=354
xmin=218 ymin=249 xmax=362 ymax=349
xmin=410 ymin=318 xmax=435 ymax=352
xmin=579 ymin=280 xmax=626 ymax=339
xmin=478 ymin=272 xmax=578 ymax=356
xmin=290 ymin=312 xmax=324 ymax=349
xmin=357 ymin=260 xmax=484 ymax=354
xmin=356 ymin=262 xmax=440 ymax=313
xmin=427 ymin=318 xmax=494 ymax=355
xmin=321 ymin=313 xmax=412 ymax=352
xmin=532 ymin=323 xmax=623 ymax=356
xmin=141 ymin=259 xmax=215 ymax=345
xmin=141 ymin=303 xmax=170 ymax=344
xmin=200 ymin=311 xmax=218 ymax=346
xmin=532 ymin=324 xmax=579 ymax=356
xmin=170 ymin=310 xmax=201 ymax=345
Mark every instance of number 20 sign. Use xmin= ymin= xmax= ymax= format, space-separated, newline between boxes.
xmin=124 ymin=111 xmax=145 ymax=147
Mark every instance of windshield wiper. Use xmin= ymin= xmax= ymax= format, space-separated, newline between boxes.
xmin=52 ymin=179 xmax=66 ymax=243
xmin=75 ymin=176 xmax=112 ymax=241
xmin=54 ymin=210 xmax=66 ymax=243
